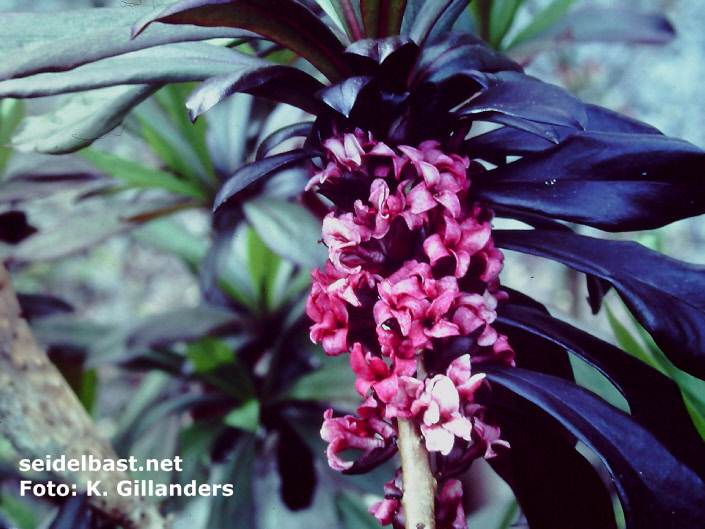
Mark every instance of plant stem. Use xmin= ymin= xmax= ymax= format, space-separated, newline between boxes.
xmin=397 ymin=358 xmax=437 ymax=529
xmin=397 ymin=417 xmax=437 ymax=529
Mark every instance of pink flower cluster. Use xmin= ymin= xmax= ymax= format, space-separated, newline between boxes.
xmin=307 ymin=130 xmax=513 ymax=528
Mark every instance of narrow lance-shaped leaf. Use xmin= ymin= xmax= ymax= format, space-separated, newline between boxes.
xmin=475 ymin=132 xmax=705 ymax=231
xmin=485 ymin=366 xmax=705 ymax=528
xmin=186 ymin=65 xmax=325 ymax=121
xmin=0 ymin=8 xmax=257 ymax=82
xmin=508 ymin=7 xmax=675 ymax=59
xmin=10 ymin=85 xmax=157 ymax=154
xmin=494 ymin=229 xmax=705 ymax=381
xmin=0 ymin=43 xmax=261 ymax=98
xmin=214 ymin=149 xmax=312 ymax=212
xmin=498 ymin=303 xmax=705 ymax=475
xmin=133 ymin=0 xmax=351 ymax=82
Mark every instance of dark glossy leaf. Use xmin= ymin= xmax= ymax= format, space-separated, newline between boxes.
xmin=277 ymin=421 xmax=317 ymax=510
xmin=317 ymin=76 xmax=374 ymax=118
xmin=585 ymin=104 xmax=662 ymax=135
xmin=17 ymin=293 xmax=73 ymax=321
xmin=256 ymin=122 xmax=313 ymax=160
xmin=213 ymin=149 xmax=311 ymax=212
xmin=0 ymin=210 xmax=36 ymax=244
xmin=454 ymin=73 xmax=587 ymax=138
xmin=134 ymin=0 xmax=350 ymax=82
xmin=495 ymin=229 xmax=705 ymax=381
xmin=476 ymin=132 xmax=705 ymax=231
xmin=186 ymin=65 xmax=325 ymax=120
xmin=10 ymin=85 xmax=157 ymax=154
xmin=48 ymin=494 xmax=91 ymax=529
xmin=0 ymin=43 xmax=254 ymax=98
xmin=485 ymin=366 xmax=705 ymax=528
xmin=463 ymin=126 xmax=555 ymax=160
xmin=412 ymin=32 xmax=522 ymax=88
xmin=0 ymin=8 xmax=256 ymax=81
xmin=498 ymin=303 xmax=705 ymax=476
xmin=126 ymin=306 xmax=241 ymax=352
xmin=484 ymin=394 xmax=617 ymax=529
xmin=508 ymin=7 xmax=675 ymax=58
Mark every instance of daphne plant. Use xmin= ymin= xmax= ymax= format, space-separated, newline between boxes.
xmin=2 ymin=0 xmax=705 ymax=528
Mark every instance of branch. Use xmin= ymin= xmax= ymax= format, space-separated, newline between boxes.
xmin=0 ymin=261 xmax=168 ymax=529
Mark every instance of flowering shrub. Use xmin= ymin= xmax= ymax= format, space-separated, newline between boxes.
xmin=2 ymin=1 xmax=705 ymax=528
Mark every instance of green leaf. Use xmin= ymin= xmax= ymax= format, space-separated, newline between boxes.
xmin=0 ymin=98 xmax=24 ymax=174
xmin=134 ymin=0 xmax=351 ymax=83
xmin=0 ymin=43 xmax=253 ymax=98
xmin=79 ymin=148 xmax=208 ymax=200
xmin=488 ymin=0 xmax=525 ymax=49
xmin=3 ymin=198 xmax=189 ymax=263
xmin=133 ymin=97 xmax=215 ymax=188
xmin=314 ymin=0 xmax=352 ymax=38
xmin=607 ymin=303 xmax=705 ymax=442
xmin=0 ymin=493 xmax=37 ymax=529
xmin=132 ymin=218 xmax=208 ymax=273
xmin=504 ymin=0 xmax=577 ymax=51
xmin=223 ymin=399 xmax=260 ymax=432
xmin=155 ymin=83 xmax=215 ymax=183
xmin=336 ymin=492 xmax=380 ymax=529
xmin=10 ymin=85 xmax=155 ymax=154
xmin=0 ymin=7 xmax=255 ymax=79
xmin=277 ymin=356 xmax=359 ymax=405
xmin=187 ymin=336 xmax=236 ymax=373
xmin=361 ymin=0 xmax=381 ymax=38
xmin=207 ymin=434 xmax=256 ymax=529
xmin=243 ymin=197 xmax=326 ymax=268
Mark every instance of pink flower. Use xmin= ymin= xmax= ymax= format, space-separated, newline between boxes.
xmin=411 ymin=374 xmax=473 ymax=455
xmin=354 ymin=179 xmax=406 ymax=238
xmin=324 ymin=131 xmax=366 ymax=169
xmin=320 ymin=406 xmax=396 ymax=471
xmin=307 ymin=268 xmax=349 ymax=355
xmin=423 ymin=214 xmax=492 ymax=277
xmin=374 ymin=261 xmax=461 ymax=357
xmin=436 ymin=479 xmax=467 ymax=529
xmin=369 ymin=470 xmax=404 ymax=527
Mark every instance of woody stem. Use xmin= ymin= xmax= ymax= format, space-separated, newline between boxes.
xmin=397 ymin=361 xmax=437 ymax=529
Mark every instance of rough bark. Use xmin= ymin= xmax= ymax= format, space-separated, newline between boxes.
xmin=0 ymin=262 xmax=167 ymax=529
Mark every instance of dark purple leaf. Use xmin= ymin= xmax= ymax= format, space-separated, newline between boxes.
xmin=276 ymin=422 xmax=317 ymax=510
xmin=256 ymin=122 xmax=313 ymax=160
xmin=475 ymin=132 xmax=705 ymax=231
xmin=344 ymin=36 xmax=418 ymax=86
xmin=484 ymin=397 xmax=617 ymax=529
xmin=462 ymin=126 xmax=556 ymax=160
xmin=412 ymin=32 xmax=521 ymax=87
xmin=454 ymin=73 xmax=587 ymax=138
xmin=0 ymin=210 xmax=37 ymax=244
xmin=485 ymin=366 xmax=705 ymax=528
xmin=186 ymin=65 xmax=325 ymax=120
xmin=585 ymin=104 xmax=662 ymax=135
xmin=17 ymin=293 xmax=73 ymax=321
xmin=133 ymin=0 xmax=350 ymax=82
xmin=317 ymin=76 xmax=374 ymax=118
xmin=494 ymin=229 xmax=705 ymax=381
xmin=498 ymin=303 xmax=705 ymax=476
xmin=213 ymin=150 xmax=311 ymax=212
